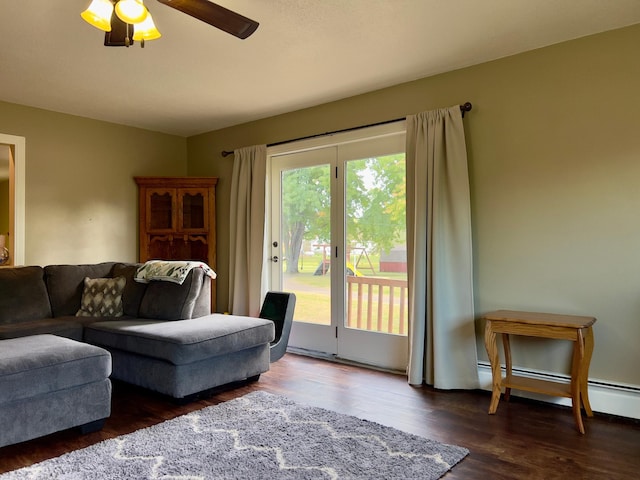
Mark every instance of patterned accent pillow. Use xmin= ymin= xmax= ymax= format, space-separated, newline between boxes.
xmin=75 ymin=276 xmax=126 ymax=317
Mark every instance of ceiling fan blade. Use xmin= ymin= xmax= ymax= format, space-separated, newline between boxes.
xmin=157 ymin=0 xmax=259 ymax=39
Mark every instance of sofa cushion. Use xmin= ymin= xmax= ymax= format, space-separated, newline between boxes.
xmin=0 ymin=318 xmax=83 ymax=341
xmin=45 ymin=262 xmax=117 ymax=317
xmin=0 ymin=334 xmax=112 ymax=404
xmin=85 ymin=314 xmax=275 ymax=365
xmin=112 ymin=263 xmax=147 ymax=317
xmin=76 ymin=276 xmax=126 ymax=317
xmin=138 ymin=269 xmax=206 ymax=320
xmin=0 ymin=266 xmax=52 ymax=324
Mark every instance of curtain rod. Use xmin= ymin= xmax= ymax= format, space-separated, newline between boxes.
xmin=221 ymin=102 xmax=472 ymax=157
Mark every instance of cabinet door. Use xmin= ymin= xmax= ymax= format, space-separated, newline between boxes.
xmin=147 ymin=188 xmax=177 ymax=233
xmin=178 ymin=188 xmax=209 ymax=233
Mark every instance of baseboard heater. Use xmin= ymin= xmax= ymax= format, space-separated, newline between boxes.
xmin=477 ymin=361 xmax=640 ymax=420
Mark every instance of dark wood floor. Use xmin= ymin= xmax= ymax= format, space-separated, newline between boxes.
xmin=1 ymin=353 xmax=639 ymax=479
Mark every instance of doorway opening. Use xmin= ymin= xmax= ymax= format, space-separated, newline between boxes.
xmin=268 ymin=122 xmax=408 ymax=371
xmin=0 ymin=134 xmax=26 ymax=266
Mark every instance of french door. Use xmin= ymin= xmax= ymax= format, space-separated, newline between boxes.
xmin=268 ymin=123 xmax=408 ymax=371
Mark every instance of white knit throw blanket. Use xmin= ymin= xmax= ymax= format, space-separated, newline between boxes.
xmin=135 ymin=260 xmax=216 ymax=285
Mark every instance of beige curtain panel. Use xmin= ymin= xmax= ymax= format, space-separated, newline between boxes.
xmin=228 ymin=145 xmax=267 ymax=316
xmin=406 ymin=106 xmax=479 ymax=389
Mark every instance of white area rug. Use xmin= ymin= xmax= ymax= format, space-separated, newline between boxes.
xmin=1 ymin=391 xmax=468 ymax=479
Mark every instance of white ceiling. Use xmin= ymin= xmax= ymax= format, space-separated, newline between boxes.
xmin=1 ymin=0 xmax=640 ymax=139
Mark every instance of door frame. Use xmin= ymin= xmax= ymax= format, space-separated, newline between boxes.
xmin=266 ymin=121 xmax=408 ymax=369
xmin=0 ymin=133 xmax=25 ymax=265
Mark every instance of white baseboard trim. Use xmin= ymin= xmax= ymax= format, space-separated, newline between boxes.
xmin=477 ymin=362 xmax=640 ymax=420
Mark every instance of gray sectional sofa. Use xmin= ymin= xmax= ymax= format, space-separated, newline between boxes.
xmin=0 ymin=261 xmax=276 ymax=446
xmin=0 ymin=261 xmax=275 ymax=396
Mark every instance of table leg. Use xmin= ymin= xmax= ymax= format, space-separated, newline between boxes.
xmin=502 ymin=333 xmax=512 ymax=402
xmin=484 ymin=320 xmax=502 ymax=414
xmin=581 ymin=326 xmax=594 ymax=417
xmin=571 ymin=330 xmax=586 ymax=434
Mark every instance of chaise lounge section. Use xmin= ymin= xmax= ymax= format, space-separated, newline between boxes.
xmin=84 ymin=314 xmax=274 ymax=399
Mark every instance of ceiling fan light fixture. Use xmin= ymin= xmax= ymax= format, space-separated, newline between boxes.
xmin=82 ymin=0 xmax=259 ymax=47
xmin=133 ymin=12 xmax=161 ymax=41
xmin=115 ymin=0 xmax=148 ymax=24
xmin=81 ymin=0 xmax=115 ymax=32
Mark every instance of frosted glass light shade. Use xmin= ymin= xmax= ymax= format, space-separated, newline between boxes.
xmin=80 ymin=0 xmax=114 ymax=32
xmin=115 ymin=0 xmax=148 ymax=24
xmin=133 ymin=13 xmax=161 ymax=41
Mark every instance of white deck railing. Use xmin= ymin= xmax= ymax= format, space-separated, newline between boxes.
xmin=346 ymin=276 xmax=408 ymax=335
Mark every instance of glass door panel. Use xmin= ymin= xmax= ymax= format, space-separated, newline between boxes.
xmin=180 ymin=188 xmax=207 ymax=231
xmin=281 ymin=164 xmax=332 ymax=325
xmin=344 ymin=154 xmax=408 ymax=336
xmin=148 ymin=189 xmax=175 ymax=231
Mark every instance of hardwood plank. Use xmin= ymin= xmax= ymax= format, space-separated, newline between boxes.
xmin=0 ymin=353 xmax=639 ymax=479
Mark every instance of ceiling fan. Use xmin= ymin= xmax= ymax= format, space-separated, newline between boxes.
xmin=157 ymin=0 xmax=259 ymax=39
xmin=81 ymin=0 xmax=259 ymax=47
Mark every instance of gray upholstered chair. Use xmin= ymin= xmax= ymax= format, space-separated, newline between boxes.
xmin=259 ymin=291 xmax=296 ymax=362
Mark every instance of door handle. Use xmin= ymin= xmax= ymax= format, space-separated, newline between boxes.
xmin=270 ymin=256 xmax=279 ymax=263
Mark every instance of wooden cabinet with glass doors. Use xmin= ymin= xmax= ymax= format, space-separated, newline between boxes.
xmin=135 ymin=176 xmax=217 ymax=309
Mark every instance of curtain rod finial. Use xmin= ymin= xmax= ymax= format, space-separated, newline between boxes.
xmin=460 ymin=102 xmax=472 ymax=117
xmin=221 ymin=150 xmax=233 ymax=157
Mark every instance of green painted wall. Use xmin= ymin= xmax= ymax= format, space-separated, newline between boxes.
xmin=187 ymin=24 xmax=640 ymax=387
xmin=0 ymin=101 xmax=187 ymax=265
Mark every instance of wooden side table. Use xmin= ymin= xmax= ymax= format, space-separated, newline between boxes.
xmin=483 ymin=310 xmax=596 ymax=434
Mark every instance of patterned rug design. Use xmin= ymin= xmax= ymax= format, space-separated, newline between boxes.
xmin=1 ymin=391 xmax=468 ymax=479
